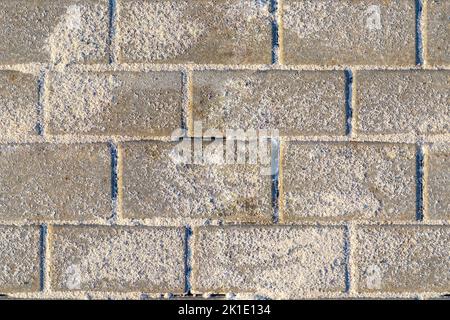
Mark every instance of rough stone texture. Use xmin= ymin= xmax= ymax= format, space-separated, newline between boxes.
xmin=193 ymin=226 xmax=347 ymax=298
xmin=117 ymin=0 xmax=272 ymax=64
xmin=356 ymin=225 xmax=450 ymax=293
xmin=0 ymin=144 xmax=111 ymax=221
xmin=281 ymin=142 xmax=416 ymax=221
xmin=0 ymin=71 xmax=39 ymax=141
xmin=47 ymin=71 xmax=182 ymax=136
xmin=0 ymin=0 xmax=449 ymax=300
xmin=191 ymin=70 xmax=346 ymax=136
xmin=121 ymin=141 xmax=273 ymax=222
xmin=427 ymin=151 xmax=450 ymax=219
xmin=354 ymin=70 xmax=450 ymax=135
xmin=49 ymin=226 xmax=185 ymax=292
xmin=0 ymin=226 xmax=41 ymax=293
xmin=0 ymin=0 xmax=109 ymax=64
xmin=282 ymin=0 xmax=416 ymax=65
xmin=426 ymin=0 xmax=450 ymax=66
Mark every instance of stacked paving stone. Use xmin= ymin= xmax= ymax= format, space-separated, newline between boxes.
xmin=0 ymin=0 xmax=448 ymax=299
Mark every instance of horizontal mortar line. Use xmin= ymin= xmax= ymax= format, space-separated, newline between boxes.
xmin=1 ymin=220 xmax=450 ymax=228
xmin=4 ymin=291 xmax=448 ymax=300
xmin=4 ymin=291 xmax=191 ymax=299
xmin=45 ymin=63 xmax=450 ymax=72
xmin=1 ymin=63 xmax=450 ymax=74
xmin=1 ymin=134 xmax=450 ymax=146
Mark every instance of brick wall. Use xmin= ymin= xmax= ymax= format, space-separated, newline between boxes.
xmin=0 ymin=0 xmax=448 ymax=299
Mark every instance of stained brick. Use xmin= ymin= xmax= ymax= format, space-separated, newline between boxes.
xmin=0 ymin=226 xmax=41 ymax=292
xmin=280 ymin=142 xmax=416 ymax=221
xmin=117 ymin=0 xmax=272 ymax=64
xmin=426 ymin=0 xmax=450 ymax=65
xmin=282 ymin=0 xmax=416 ymax=65
xmin=0 ymin=144 xmax=111 ymax=221
xmin=0 ymin=71 xmax=39 ymax=141
xmin=49 ymin=226 xmax=185 ymax=292
xmin=47 ymin=71 xmax=182 ymax=136
xmin=427 ymin=151 xmax=450 ymax=219
xmin=121 ymin=141 xmax=273 ymax=222
xmin=193 ymin=226 xmax=347 ymax=297
xmin=191 ymin=70 xmax=346 ymax=136
xmin=354 ymin=70 xmax=450 ymax=135
xmin=0 ymin=0 xmax=109 ymax=64
xmin=356 ymin=225 xmax=450 ymax=293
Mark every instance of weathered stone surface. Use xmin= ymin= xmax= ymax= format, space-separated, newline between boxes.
xmin=0 ymin=71 xmax=39 ymax=141
xmin=191 ymin=70 xmax=346 ymax=136
xmin=0 ymin=144 xmax=111 ymax=221
xmin=47 ymin=71 xmax=182 ymax=136
xmin=281 ymin=142 xmax=416 ymax=221
xmin=49 ymin=226 xmax=185 ymax=292
xmin=0 ymin=0 xmax=109 ymax=64
xmin=354 ymin=70 xmax=450 ymax=134
xmin=426 ymin=0 xmax=450 ymax=66
xmin=0 ymin=226 xmax=41 ymax=292
xmin=356 ymin=225 xmax=450 ymax=293
xmin=121 ymin=141 xmax=273 ymax=222
xmin=282 ymin=0 xmax=416 ymax=65
xmin=427 ymin=151 xmax=450 ymax=219
xmin=193 ymin=226 xmax=347 ymax=297
xmin=117 ymin=0 xmax=272 ymax=64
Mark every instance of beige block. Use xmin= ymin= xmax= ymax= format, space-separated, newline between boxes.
xmin=0 ymin=71 xmax=39 ymax=141
xmin=356 ymin=225 xmax=450 ymax=293
xmin=0 ymin=144 xmax=111 ymax=221
xmin=191 ymin=70 xmax=346 ymax=136
xmin=121 ymin=141 xmax=273 ymax=222
xmin=193 ymin=226 xmax=347 ymax=297
xmin=0 ymin=0 xmax=109 ymax=64
xmin=0 ymin=226 xmax=41 ymax=293
xmin=49 ymin=226 xmax=185 ymax=292
xmin=354 ymin=70 xmax=450 ymax=135
xmin=47 ymin=71 xmax=182 ymax=136
xmin=427 ymin=151 xmax=450 ymax=219
xmin=282 ymin=0 xmax=416 ymax=65
xmin=117 ymin=0 xmax=272 ymax=64
xmin=426 ymin=0 xmax=450 ymax=66
xmin=281 ymin=142 xmax=416 ymax=221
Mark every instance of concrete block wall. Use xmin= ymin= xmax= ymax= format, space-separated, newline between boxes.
xmin=0 ymin=0 xmax=449 ymax=299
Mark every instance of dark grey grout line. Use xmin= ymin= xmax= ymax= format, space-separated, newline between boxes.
xmin=271 ymin=0 xmax=281 ymax=64
xmin=271 ymin=138 xmax=280 ymax=224
xmin=109 ymin=141 xmax=120 ymax=221
xmin=108 ymin=0 xmax=118 ymax=64
xmin=415 ymin=0 xmax=424 ymax=66
xmin=181 ymin=70 xmax=190 ymax=134
xmin=416 ymin=144 xmax=425 ymax=221
xmin=184 ymin=226 xmax=193 ymax=294
xmin=344 ymin=69 xmax=353 ymax=137
xmin=39 ymin=224 xmax=48 ymax=292
xmin=343 ymin=225 xmax=351 ymax=293
xmin=36 ymin=69 xmax=46 ymax=136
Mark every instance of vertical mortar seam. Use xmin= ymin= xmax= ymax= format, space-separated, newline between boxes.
xmin=108 ymin=0 xmax=118 ymax=64
xmin=272 ymin=137 xmax=281 ymax=224
xmin=416 ymin=0 xmax=425 ymax=66
xmin=345 ymin=68 xmax=354 ymax=137
xmin=182 ymin=69 xmax=193 ymax=137
xmin=37 ymin=68 xmax=47 ymax=137
xmin=39 ymin=224 xmax=49 ymax=292
xmin=38 ymin=68 xmax=49 ymax=137
xmin=271 ymin=0 xmax=283 ymax=64
xmin=416 ymin=143 xmax=425 ymax=221
xmin=345 ymin=222 xmax=358 ymax=295
xmin=184 ymin=226 xmax=193 ymax=294
xmin=109 ymin=141 xmax=122 ymax=223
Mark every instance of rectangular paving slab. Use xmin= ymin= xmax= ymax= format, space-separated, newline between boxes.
xmin=0 ymin=143 xmax=111 ymax=221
